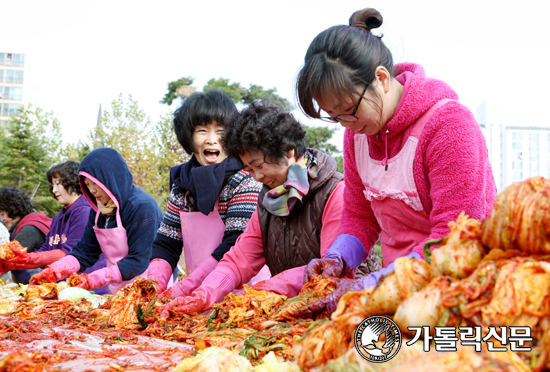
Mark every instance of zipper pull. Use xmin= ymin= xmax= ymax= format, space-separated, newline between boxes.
xmin=383 ymin=130 xmax=389 ymax=171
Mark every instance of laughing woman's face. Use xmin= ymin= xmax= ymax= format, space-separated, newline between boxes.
xmin=192 ymin=121 xmax=228 ymax=166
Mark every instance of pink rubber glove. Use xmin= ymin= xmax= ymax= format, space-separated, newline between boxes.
xmin=159 ymin=265 xmax=238 ymax=319
xmin=74 ymin=265 xmax=122 ymax=290
xmin=8 ymin=249 xmax=67 ymax=269
xmin=248 ymin=266 xmax=305 ymax=298
xmin=158 ymin=256 xmax=218 ymax=300
xmin=29 ymin=255 xmax=81 ymax=285
xmin=147 ymin=259 xmax=173 ymax=293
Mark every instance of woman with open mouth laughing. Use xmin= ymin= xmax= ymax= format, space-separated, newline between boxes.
xmin=148 ymin=90 xmax=270 ymax=299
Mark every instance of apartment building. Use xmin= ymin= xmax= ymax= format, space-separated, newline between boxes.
xmin=477 ymin=100 xmax=550 ymax=192
xmin=0 ymin=52 xmax=25 ymax=128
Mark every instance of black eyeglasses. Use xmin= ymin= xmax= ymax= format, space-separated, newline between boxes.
xmin=319 ymin=83 xmax=369 ymax=123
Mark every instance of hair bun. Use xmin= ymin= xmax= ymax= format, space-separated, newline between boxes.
xmin=349 ymin=8 xmax=383 ymax=32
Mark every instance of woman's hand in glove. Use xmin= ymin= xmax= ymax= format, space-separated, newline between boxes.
xmin=29 ymin=267 xmax=58 ymax=285
xmin=158 ymin=291 xmax=206 ymax=319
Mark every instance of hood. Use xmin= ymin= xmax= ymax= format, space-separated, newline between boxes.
xmin=372 ymin=62 xmax=459 ymax=141
xmin=78 ymin=147 xmax=134 ymax=212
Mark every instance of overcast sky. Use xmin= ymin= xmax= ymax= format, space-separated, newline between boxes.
xmin=2 ymin=0 xmax=548 ymax=151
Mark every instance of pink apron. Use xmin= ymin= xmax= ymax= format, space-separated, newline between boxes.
xmin=355 ymin=100 xmax=452 ymax=267
xmin=94 ymin=205 xmax=148 ymax=294
xmin=180 ymin=197 xmax=271 ymax=285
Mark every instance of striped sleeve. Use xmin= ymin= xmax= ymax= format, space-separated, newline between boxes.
xmin=157 ymin=184 xmax=188 ymax=241
xmin=219 ymin=170 xmax=262 ymax=232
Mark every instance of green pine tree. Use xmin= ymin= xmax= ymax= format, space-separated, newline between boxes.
xmin=0 ymin=105 xmax=61 ymax=216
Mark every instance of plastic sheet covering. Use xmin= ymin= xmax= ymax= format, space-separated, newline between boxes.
xmin=0 ymin=315 xmax=194 ymax=371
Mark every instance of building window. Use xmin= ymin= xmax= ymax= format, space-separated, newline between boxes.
xmin=513 ymin=172 xmax=523 ymax=181
xmin=512 ymin=142 xmax=522 ymax=150
xmin=529 ymin=142 xmax=539 ymax=151
xmin=529 ymin=133 xmax=539 ymax=141
xmin=1 ymin=87 xmax=23 ymax=101
xmin=530 ymin=162 xmax=539 ymax=171
xmin=512 ymin=152 xmax=523 ymax=160
xmin=1 ymin=103 xmax=22 ymax=117
xmin=548 ymin=142 xmax=550 ymax=152
xmin=530 ymin=171 xmax=539 ymax=177
xmin=530 ymin=152 xmax=539 ymax=161
xmin=12 ymin=54 xmax=25 ymax=67
xmin=4 ymin=70 xmax=24 ymax=84
xmin=512 ymin=162 xmax=523 ymax=170
xmin=512 ymin=132 xmax=522 ymax=140
xmin=1 ymin=53 xmax=24 ymax=67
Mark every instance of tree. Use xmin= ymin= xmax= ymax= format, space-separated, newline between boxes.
xmin=162 ymin=76 xmax=293 ymax=110
xmin=89 ymin=94 xmax=162 ymax=201
xmin=0 ymin=104 xmax=63 ymax=216
xmin=303 ymin=124 xmax=343 ymax=173
xmin=150 ymin=113 xmax=190 ymax=208
xmin=85 ymin=94 xmax=188 ymax=211
xmin=159 ymin=76 xmax=196 ymax=105
xmin=60 ymin=140 xmax=92 ymax=163
xmin=303 ymin=125 xmax=339 ymax=155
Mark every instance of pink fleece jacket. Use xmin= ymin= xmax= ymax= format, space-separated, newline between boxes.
xmin=217 ymin=181 xmax=344 ymax=297
xmin=338 ymin=63 xmax=497 ymax=259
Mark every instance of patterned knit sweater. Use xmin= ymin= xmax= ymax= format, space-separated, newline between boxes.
xmin=150 ymin=169 xmax=262 ymax=269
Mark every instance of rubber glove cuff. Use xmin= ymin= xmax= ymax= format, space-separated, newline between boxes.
xmin=84 ymin=265 xmax=123 ymax=289
xmin=148 ymin=259 xmax=173 ymax=293
xmin=50 ymin=254 xmax=81 ymax=281
xmin=30 ymin=249 xmax=67 ymax=267
xmin=194 ymin=265 xmax=239 ymax=310
xmin=325 ymin=234 xmax=366 ymax=276
xmin=359 ymin=252 xmax=422 ymax=288
xmin=160 ymin=256 xmax=218 ymax=300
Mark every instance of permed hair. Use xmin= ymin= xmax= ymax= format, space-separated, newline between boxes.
xmin=173 ymin=90 xmax=237 ymax=155
xmin=222 ymin=100 xmax=307 ymax=164
xmin=0 ymin=187 xmax=33 ymax=220
xmin=47 ymin=161 xmax=82 ymax=197
xmin=296 ymin=8 xmax=393 ymax=121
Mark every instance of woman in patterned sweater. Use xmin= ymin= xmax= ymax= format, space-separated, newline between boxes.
xmin=148 ymin=90 xmax=268 ymax=297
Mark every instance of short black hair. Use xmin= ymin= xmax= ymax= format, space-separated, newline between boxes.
xmin=222 ymin=100 xmax=307 ymax=164
xmin=0 ymin=187 xmax=33 ymax=220
xmin=47 ymin=161 xmax=82 ymax=197
xmin=173 ymin=90 xmax=237 ymax=155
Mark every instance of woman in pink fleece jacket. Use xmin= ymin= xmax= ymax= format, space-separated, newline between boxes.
xmin=294 ymin=7 xmax=497 ymax=316
xmin=157 ymin=101 xmax=352 ymax=318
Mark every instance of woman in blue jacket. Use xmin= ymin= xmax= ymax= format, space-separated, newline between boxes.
xmin=30 ymin=148 xmax=163 ymax=294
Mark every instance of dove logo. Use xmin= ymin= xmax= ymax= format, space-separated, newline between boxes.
xmin=354 ymin=316 xmax=402 ymax=362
